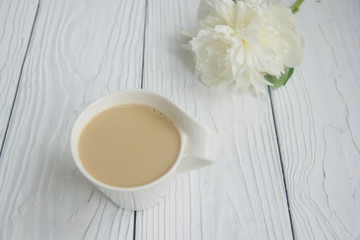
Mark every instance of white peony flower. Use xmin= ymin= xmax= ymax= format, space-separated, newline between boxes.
xmin=185 ymin=0 xmax=304 ymax=94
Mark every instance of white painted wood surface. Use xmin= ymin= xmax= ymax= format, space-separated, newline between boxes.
xmin=0 ymin=0 xmax=38 ymax=145
xmin=136 ymin=0 xmax=292 ymax=239
xmin=271 ymin=0 xmax=360 ymax=239
xmin=1 ymin=0 xmax=359 ymax=239
xmin=0 ymin=0 xmax=146 ymax=238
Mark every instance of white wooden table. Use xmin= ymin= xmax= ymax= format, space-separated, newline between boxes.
xmin=1 ymin=0 xmax=359 ymax=239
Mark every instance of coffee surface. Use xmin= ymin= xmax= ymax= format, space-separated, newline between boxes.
xmin=78 ymin=104 xmax=180 ymax=187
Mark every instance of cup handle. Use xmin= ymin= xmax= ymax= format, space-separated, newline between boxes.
xmin=176 ymin=125 xmax=217 ymax=175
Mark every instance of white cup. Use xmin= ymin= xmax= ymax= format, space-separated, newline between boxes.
xmin=70 ymin=89 xmax=215 ymax=210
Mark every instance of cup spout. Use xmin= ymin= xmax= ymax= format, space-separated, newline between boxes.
xmin=176 ymin=129 xmax=217 ymax=175
xmin=176 ymin=156 xmax=214 ymax=174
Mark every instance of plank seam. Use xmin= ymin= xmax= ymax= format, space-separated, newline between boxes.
xmin=133 ymin=211 xmax=137 ymax=240
xmin=268 ymin=86 xmax=296 ymax=240
xmin=140 ymin=0 xmax=148 ymax=89
xmin=133 ymin=0 xmax=148 ymax=239
xmin=0 ymin=0 xmax=41 ymax=158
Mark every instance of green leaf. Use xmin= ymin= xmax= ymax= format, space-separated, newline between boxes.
xmin=290 ymin=0 xmax=304 ymax=14
xmin=265 ymin=67 xmax=294 ymax=89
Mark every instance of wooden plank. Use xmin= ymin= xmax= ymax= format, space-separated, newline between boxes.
xmin=270 ymin=0 xmax=360 ymax=239
xmin=0 ymin=0 xmax=146 ymax=239
xmin=136 ymin=0 xmax=293 ymax=239
xmin=0 ymin=0 xmax=39 ymax=146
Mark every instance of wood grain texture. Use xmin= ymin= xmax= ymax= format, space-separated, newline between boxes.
xmin=136 ymin=0 xmax=293 ymax=239
xmin=271 ymin=0 xmax=360 ymax=239
xmin=0 ymin=0 xmax=146 ymax=238
xmin=0 ymin=0 xmax=39 ymax=146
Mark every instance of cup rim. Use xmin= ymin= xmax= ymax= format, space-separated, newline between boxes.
xmin=70 ymin=89 xmax=186 ymax=192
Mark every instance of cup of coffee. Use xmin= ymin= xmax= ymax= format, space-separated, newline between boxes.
xmin=71 ymin=90 xmax=215 ymax=210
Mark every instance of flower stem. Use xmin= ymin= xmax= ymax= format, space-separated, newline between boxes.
xmin=290 ymin=0 xmax=304 ymax=14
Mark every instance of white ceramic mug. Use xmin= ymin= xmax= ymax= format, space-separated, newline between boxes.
xmin=71 ymin=89 xmax=216 ymax=210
